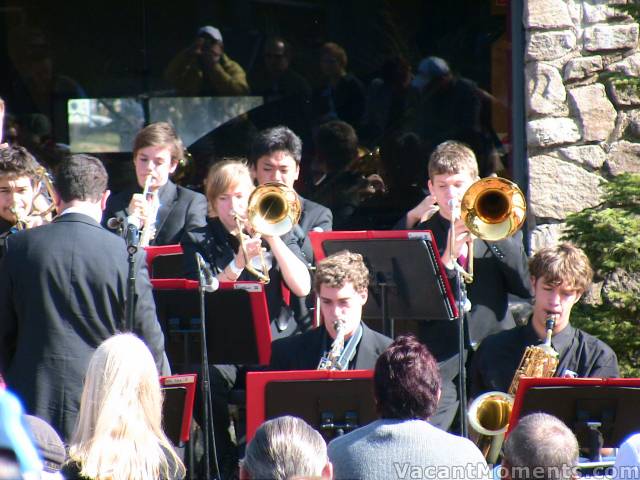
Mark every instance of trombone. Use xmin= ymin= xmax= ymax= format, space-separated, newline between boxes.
xmin=452 ymin=177 xmax=527 ymax=283
xmin=233 ymin=182 xmax=301 ymax=284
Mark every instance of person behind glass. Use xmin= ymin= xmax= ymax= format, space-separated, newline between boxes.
xmin=182 ymin=158 xmax=311 ymax=338
xmin=249 ymin=37 xmax=311 ymax=105
xmin=102 ymin=122 xmax=207 ymax=246
xmin=309 ymin=120 xmax=373 ymax=230
xmin=327 ymin=335 xmax=489 ymax=480
xmin=270 ymin=250 xmax=392 ymax=371
xmin=312 ymin=42 xmax=366 ymax=132
xmin=395 ymin=140 xmax=531 ymax=432
xmin=470 ymin=243 xmax=619 ymax=397
xmin=250 ymin=126 xmax=332 ymax=331
xmin=63 ymin=334 xmax=185 ymax=480
xmin=165 ymin=25 xmax=249 ymax=97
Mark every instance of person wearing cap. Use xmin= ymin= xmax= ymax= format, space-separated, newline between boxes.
xmin=410 ymin=56 xmax=503 ymax=178
xmin=165 ymin=25 xmax=249 ymax=96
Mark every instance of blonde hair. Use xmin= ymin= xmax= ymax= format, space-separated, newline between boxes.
xmin=529 ymin=243 xmax=593 ymax=294
xmin=67 ymin=334 xmax=185 ymax=480
xmin=427 ymin=140 xmax=479 ymax=180
xmin=204 ymin=158 xmax=254 ymax=216
xmin=313 ymin=250 xmax=369 ymax=294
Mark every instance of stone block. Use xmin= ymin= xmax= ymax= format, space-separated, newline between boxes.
xmin=526 ymin=63 xmax=569 ymax=116
xmin=584 ymin=24 xmax=639 ymax=52
xmin=606 ymin=141 xmax=640 ymax=175
xmin=558 ymin=144 xmax=607 ymax=169
xmin=527 ymin=118 xmax=581 ymax=147
xmin=528 ymin=155 xmax=604 ymax=220
xmin=564 ymin=56 xmax=604 ymax=81
xmin=583 ymin=2 xmax=631 ymax=24
xmin=527 ymin=30 xmax=577 ymax=61
xmin=568 ymin=84 xmax=617 ymax=141
xmin=607 ymin=53 xmax=640 ymax=77
xmin=608 ymin=81 xmax=640 ymax=107
xmin=529 ymin=223 xmax=567 ymax=253
xmin=525 ymin=0 xmax=574 ymax=29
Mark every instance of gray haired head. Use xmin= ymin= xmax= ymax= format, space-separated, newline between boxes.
xmin=241 ymin=416 xmax=330 ymax=480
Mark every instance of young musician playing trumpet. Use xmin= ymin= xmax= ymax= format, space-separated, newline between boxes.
xmin=395 ymin=140 xmax=532 ymax=432
xmin=102 ymin=122 xmax=207 ymax=246
xmin=470 ymin=242 xmax=619 ymax=396
xmin=181 ymin=158 xmax=310 ymax=338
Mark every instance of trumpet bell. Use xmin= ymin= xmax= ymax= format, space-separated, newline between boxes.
xmin=247 ymin=182 xmax=301 ymax=238
xmin=461 ymin=177 xmax=526 ymax=241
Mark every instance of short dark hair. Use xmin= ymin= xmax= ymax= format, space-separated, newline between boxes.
xmin=314 ymin=120 xmax=358 ymax=171
xmin=374 ymin=335 xmax=441 ymax=420
xmin=249 ymin=126 xmax=302 ymax=166
xmin=54 ymin=154 xmax=108 ymax=203
xmin=0 ymin=146 xmax=40 ymax=183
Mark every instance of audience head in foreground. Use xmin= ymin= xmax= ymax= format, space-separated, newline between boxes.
xmin=374 ymin=334 xmax=441 ymax=420
xmin=501 ymin=413 xmax=579 ymax=480
xmin=65 ymin=333 xmax=185 ymax=480
xmin=328 ymin=336 xmax=488 ymax=480
xmin=240 ymin=415 xmax=332 ymax=480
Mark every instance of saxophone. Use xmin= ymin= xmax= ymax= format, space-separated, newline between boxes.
xmin=317 ymin=319 xmax=347 ymax=371
xmin=468 ymin=314 xmax=559 ymax=463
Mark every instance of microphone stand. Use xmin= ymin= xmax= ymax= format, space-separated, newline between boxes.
xmin=123 ymin=222 xmax=140 ymax=332
xmin=196 ymin=254 xmax=220 ymax=479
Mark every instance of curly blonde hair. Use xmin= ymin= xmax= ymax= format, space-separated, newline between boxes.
xmin=313 ymin=250 xmax=369 ymax=294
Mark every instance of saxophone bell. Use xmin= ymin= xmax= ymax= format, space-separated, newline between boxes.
xmin=468 ymin=314 xmax=560 ymax=463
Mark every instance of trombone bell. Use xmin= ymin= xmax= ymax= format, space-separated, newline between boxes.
xmin=461 ymin=177 xmax=526 ymax=241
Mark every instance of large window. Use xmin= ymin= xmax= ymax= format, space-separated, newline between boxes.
xmin=1 ymin=0 xmax=514 ymax=195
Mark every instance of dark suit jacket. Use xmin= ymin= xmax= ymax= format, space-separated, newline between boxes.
xmin=269 ymin=323 xmax=392 ymax=371
xmin=102 ymin=180 xmax=207 ymax=246
xmin=415 ymin=212 xmax=532 ymax=361
xmin=296 ymin=196 xmax=333 ymax=264
xmin=0 ymin=212 xmax=166 ymax=441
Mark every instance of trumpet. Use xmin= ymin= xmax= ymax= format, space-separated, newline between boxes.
xmin=448 ymin=177 xmax=527 ymax=284
xmin=233 ymin=182 xmax=301 ymax=283
xmin=468 ymin=315 xmax=559 ymax=463
xmin=138 ymin=174 xmax=160 ymax=247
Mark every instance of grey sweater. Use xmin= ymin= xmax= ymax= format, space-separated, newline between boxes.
xmin=328 ymin=419 xmax=490 ymax=480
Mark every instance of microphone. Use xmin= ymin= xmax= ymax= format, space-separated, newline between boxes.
xmin=106 ymin=217 xmax=123 ymax=230
xmin=195 ymin=252 xmax=219 ymax=293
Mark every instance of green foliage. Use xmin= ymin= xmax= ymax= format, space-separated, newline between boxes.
xmin=562 ymin=174 xmax=640 ymax=376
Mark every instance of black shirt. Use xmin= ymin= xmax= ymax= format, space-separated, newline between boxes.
xmin=181 ymin=217 xmax=306 ymax=339
xmin=470 ymin=318 xmax=620 ymax=397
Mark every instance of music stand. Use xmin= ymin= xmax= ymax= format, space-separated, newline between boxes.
xmin=309 ymin=230 xmax=457 ymax=337
xmin=152 ymin=279 xmax=271 ymax=371
xmin=160 ymin=374 xmax=197 ymax=447
xmin=246 ymin=370 xmax=375 ymax=443
xmin=145 ymin=244 xmax=184 ymax=279
xmin=509 ymin=377 xmax=640 ymax=461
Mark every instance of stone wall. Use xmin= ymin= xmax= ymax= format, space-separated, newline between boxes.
xmin=524 ymin=0 xmax=640 ymax=251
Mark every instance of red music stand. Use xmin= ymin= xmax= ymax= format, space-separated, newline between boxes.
xmin=144 ymin=244 xmax=184 ymax=278
xmin=246 ymin=369 xmax=375 ymax=442
xmin=508 ymin=377 xmax=640 ymax=459
xmin=152 ymin=279 xmax=271 ymax=370
xmin=309 ymin=230 xmax=457 ymax=337
xmin=160 ymin=374 xmax=197 ymax=446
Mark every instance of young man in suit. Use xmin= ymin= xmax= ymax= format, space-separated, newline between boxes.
xmin=249 ymin=125 xmax=332 ymax=330
xmin=396 ymin=140 xmax=532 ymax=431
xmin=270 ymin=250 xmax=392 ymax=370
xmin=103 ymin=122 xmax=207 ymax=246
xmin=0 ymin=154 xmax=167 ymax=441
